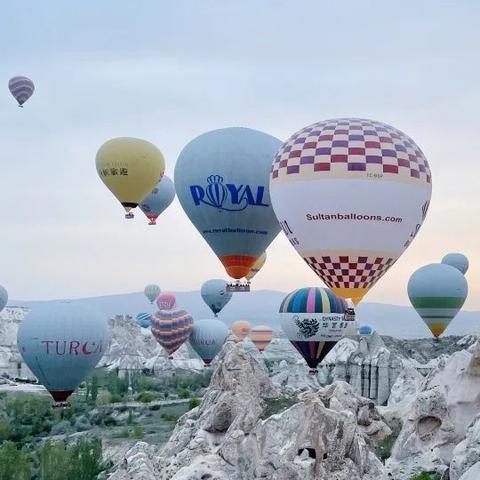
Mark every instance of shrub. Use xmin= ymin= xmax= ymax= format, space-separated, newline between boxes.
xmin=410 ymin=473 xmax=442 ymax=480
xmin=188 ymin=398 xmax=200 ymax=410
xmin=177 ymin=388 xmax=190 ymax=399
xmin=132 ymin=425 xmax=144 ymax=438
xmin=0 ymin=441 xmax=32 ymax=480
xmin=137 ymin=392 xmax=155 ymax=403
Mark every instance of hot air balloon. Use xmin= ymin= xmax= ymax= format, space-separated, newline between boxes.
xmin=139 ymin=175 xmax=176 ymax=225
xmin=270 ymin=118 xmax=432 ymax=305
xmin=249 ymin=325 xmax=273 ymax=352
xmin=156 ymin=293 xmax=177 ymax=311
xmin=175 ymin=128 xmax=282 ymax=280
xmin=144 ymin=284 xmax=161 ymax=304
xmin=280 ymin=287 xmax=348 ymax=372
xmin=200 ymin=279 xmax=232 ymax=316
xmin=408 ymin=263 xmax=468 ymax=339
xmin=189 ymin=319 xmax=229 ymax=365
xmin=96 ymin=137 xmax=165 ymax=219
xmin=245 ymin=252 xmax=267 ymax=282
xmin=151 ymin=309 xmax=193 ymax=357
xmin=231 ymin=320 xmax=252 ymax=340
xmin=442 ymin=253 xmax=469 ymax=275
xmin=17 ymin=302 xmax=109 ymax=404
xmin=0 ymin=286 xmax=8 ymax=312
xmin=136 ymin=312 xmax=152 ymax=328
xmin=8 ymin=76 xmax=34 ymax=107
xmin=358 ymin=324 xmax=374 ymax=337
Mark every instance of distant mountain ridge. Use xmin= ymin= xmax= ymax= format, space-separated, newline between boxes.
xmin=10 ymin=289 xmax=480 ymax=339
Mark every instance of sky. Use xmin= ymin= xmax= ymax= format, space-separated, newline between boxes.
xmin=1 ymin=1 xmax=479 ymax=308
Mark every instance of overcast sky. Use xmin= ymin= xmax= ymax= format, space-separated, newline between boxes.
xmin=1 ymin=1 xmax=479 ymax=309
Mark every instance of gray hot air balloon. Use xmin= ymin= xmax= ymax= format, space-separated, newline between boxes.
xmin=189 ymin=319 xmax=229 ymax=366
xmin=442 ymin=253 xmax=469 ymax=275
xmin=139 ymin=175 xmax=176 ymax=225
xmin=200 ymin=279 xmax=232 ymax=316
xmin=144 ymin=284 xmax=161 ymax=304
xmin=17 ymin=302 xmax=110 ymax=404
xmin=174 ymin=128 xmax=282 ymax=281
xmin=0 ymin=286 xmax=8 ymax=312
xmin=408 ymin=263 xmax=468 ymax=339
xmin=8 ymin=76 xmax=35 ymax=107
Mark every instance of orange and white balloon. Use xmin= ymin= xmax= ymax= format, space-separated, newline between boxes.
xmin=231 ymin=320 xmax=252 ymax=340
xmin=249 ymin=325 xmax=273 ymax=352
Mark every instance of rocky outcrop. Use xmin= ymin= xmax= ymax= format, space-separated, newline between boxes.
xmin=110 ymin=337 xmax=391 ymax=480
xmin=386 ymin=344 xmax=480 ymax=479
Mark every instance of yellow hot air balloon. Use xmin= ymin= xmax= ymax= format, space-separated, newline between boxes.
xmin=96 ymin=138 xmax=165 ymax=218
xmin=245 ymin=252 xmax=266 ymax=281
xmin=249 ymin=325 xmax=273 ymax=352
xmin=231 ymin=320 xmax=252 ymax=340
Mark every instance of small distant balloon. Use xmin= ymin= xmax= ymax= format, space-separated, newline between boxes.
xmin=156 ymin=293 xmax=176 ymax=311
xmin=358 ymin=324 xmax=374 ymax=337
xmin=139 ymin=175 xmax=176 ymax=225
xmin=249 ymin=325 xmax=273 ymax=352
xmin=136 ymin=312 xmax=152 ymax=328
xmin=17 ymin=302 xmax=110 ymax=404
xmin=151 ymin=309 xmax=193 ymax=356
xmin=189 ymin=319 xmax=229 ymax=365
xmin=200 ymin=279 xmax=232 ymax=316
xmin=231 ymin=320 xmax=251 ymax=340
xmin=442 ymin=253 xmax=469 ymax=275
xmin=408 ymin=263 xmax=468 ymax=339
xmin=0 ymin=286 xmax=8 ymax=312
xmin=144 ymin=284 xmax=161 ymax=304
xmin=245 ymin=252 xmax=266 ymax=281
xmin=8 ymin=76 xmax=34 ymax=107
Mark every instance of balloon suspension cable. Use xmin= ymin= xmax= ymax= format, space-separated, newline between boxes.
xmin=125 ymin=212 xmax=134 ymax=219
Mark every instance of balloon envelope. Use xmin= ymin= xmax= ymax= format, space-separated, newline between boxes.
xmin=151 ymin=309 xmax=193 ymax=356
xmin=249 ymin=325 xmax=273 ymax=352
xmin=136 ymin=312 xmax=152 ymax=328
xmin=408 ymin=263 xmax=468 ymax=338
xmin=270 ymin=118 xmax=432 ymax=305
xmin=358 ymin=324 xmax=374 ymax=337
xmin=140 ymin=175 xmax=176 ymax=225
xmin=0 ymin=286 xmax=8 ymax=312
xmin=156 ymin=293 xmax=176 ymax=311
xmin=245 ymin=252 xmax=267 ymax=281
xmin=280 ymin=287 xmax=348 ymax=369
xmin=144 ymin=284 xmax=161 ymax=304
xmin=231 ymin=320 xmax=252 ymax=340
xmin=200 ymin=279 xmax=232 ymax=316
xmin=17 ymin=302 xmax=109 ymax=402
xmin=8 ymin=76 xmax=34 ymax=106
xmin=442 ymin=253 xmax=469 ymax=275
xmin=189 ymin=319 xmax=229 ymax=365
xmin=175 ymin=127 xmax=282 ymax=279
xmin=96 ymin=137 xmax=165 ymax=216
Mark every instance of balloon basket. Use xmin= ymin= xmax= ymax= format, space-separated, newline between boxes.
xmin=52 ymin=401 xmax=70 ymax=409
xmin=125 ymin=212 xmax=134 ymax=219
xmin=18 ymin=104 xmax=24 ymax=108
xmin=168 ymin=356 xmax=173 ymax=360
xmin=308 ymin=369 xmax=318 ymax=375
xmin=148 ymin=221 xmax=156 ymax=225
xmin=226 ymin=282 xmax=250 ymax=293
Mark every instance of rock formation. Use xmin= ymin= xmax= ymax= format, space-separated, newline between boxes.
xmin=110 ymin=336 xmax=391 ymax=480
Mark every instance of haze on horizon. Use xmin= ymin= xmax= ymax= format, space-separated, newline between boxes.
xmin=1 ymin=1 xmax=479 ymax=309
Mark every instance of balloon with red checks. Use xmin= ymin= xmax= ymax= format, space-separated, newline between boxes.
xmin=270 ymin=118 xmax=432 ymax=305
xmin=279 ymin=287 xmax=349 ymax=373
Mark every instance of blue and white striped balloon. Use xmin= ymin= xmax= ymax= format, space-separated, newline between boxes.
xmin=8 ymin=76 xmax=35 ymax=107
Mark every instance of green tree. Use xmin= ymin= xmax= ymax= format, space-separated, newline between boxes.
xmin=0 ymin=441 xmax=32 ymax=480
xmin=90 ymin=375 xmax=99 ymax=403
xmin=177 ymin=387 xmax=190 ymax=399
